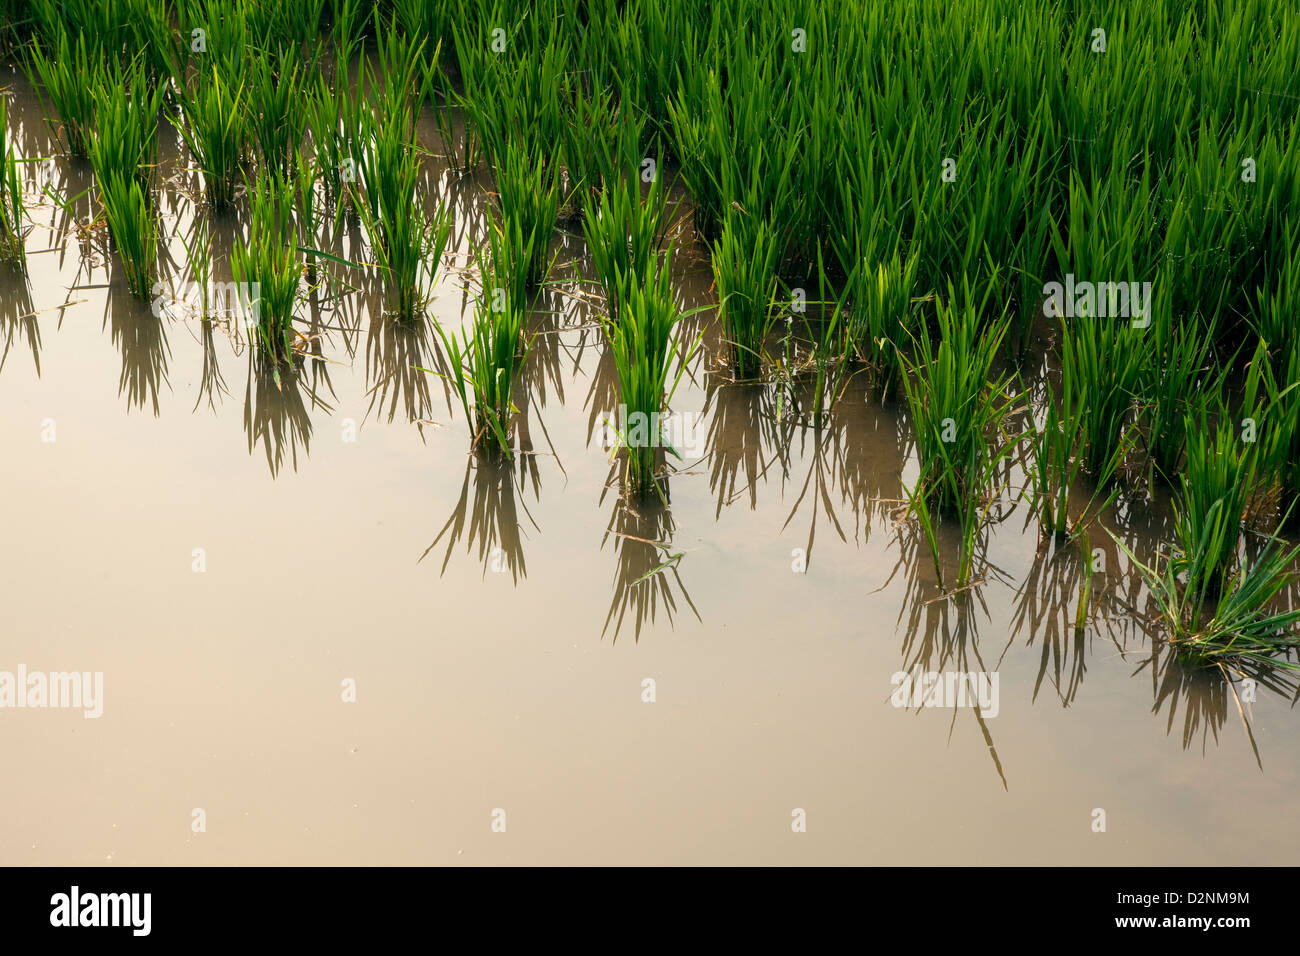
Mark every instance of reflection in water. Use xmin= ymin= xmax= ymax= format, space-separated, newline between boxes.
xmin=421 ymin=453 xmax=537 ymax=582
xmin=599 ymin=487 xmax=700 ymax=644
xmin=365 ymin=310 xmax=437 ymax=425
xmin=1011 ymin=540 xmax=1091 ymax=707
xmin=192 ymin=316 xmax=230 ymax=412
xmin=891 ymin=536 xmax=1010 ymax=789
xmin=702 ymin=379 xmax=778 ymax=516
xmin=104 ymin=279 xmax=170 ymax=414
xmin=243 ymin=355 xmax=322 ymax=477
xmin=0 ymin=274 xmax=37 ymax=375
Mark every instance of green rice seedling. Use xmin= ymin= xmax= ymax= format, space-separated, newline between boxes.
xmin=847 ymin=249 xmax=921 ymax=391
xmin=1249 ymin=229 xmax=1299 ymax=363
xmin=431 ymin=218 xmax=531 ymax=458
xmin=899 ymin=274 xmax=1015 ymax=516
xmin=171 ymin=67 xmax=247 ymax=208
xmin=178 ymin=0 xmax=248 ymax=79
xmin=561 ymin=90 xmax=647 ymax=213
xmin=96 ymin=171 xmax=157 ymax=298
xmin=1110 ymin=529 xmax=1300 ymax=673
xmin=454 ymin=12 xmax=568 ymax=172
xmin=604 ymin=252 xmax=698 ymax=499
xmin=355 ymin=99 xmax=451 ymax=321
xmin=232 ymin=171 xmax=300 ymax=363
xmin=0 ymin=95 xmax=27 ymax=266
xmin=247 ymin=45 xmax=307 ymax=179
xmin=1176 ymin=408 xmax=1260 ymax=605
xmin=494 ymin=144 xmax=561 ymax=292
xmin=1027 ymin=380 xmax=1124 ymax=542
xmin=1143 ymin=302 xmax=1222 ymax=484
xmin=1056 ymin=312 xmax=1146 ymax=481
xmin=292 ymin=148 xmax=320 ymax=283
xmin=712 ymin=211 xmax=781 ymax=379
xmin=305 ymin=73 xmax=350 ymax=208
xmin=88 ymin=60 xmax=165 ymax=191
xmin=26 ymin=27 xmax=97 ymax=157
xmin=241 ymin=0 xmax=325 ymax=55
xmin=582 ymin=169 xmax=667 ymax=323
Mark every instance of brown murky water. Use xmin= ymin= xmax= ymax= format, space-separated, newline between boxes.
xmin=3 ymin=66 xmax=1298 ymax=866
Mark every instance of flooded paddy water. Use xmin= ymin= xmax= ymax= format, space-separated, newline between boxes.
xmin=2 ymin=64 xmax=1298 ymax=867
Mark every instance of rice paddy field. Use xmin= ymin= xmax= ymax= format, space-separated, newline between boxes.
xmin=2 ymin=0 xmax=1299 ymax=866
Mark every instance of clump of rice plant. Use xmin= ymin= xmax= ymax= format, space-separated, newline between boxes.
xmin=901 ymin=276 xmax=1014 ymax=514
xmin=713 ymin=211 xmax=781 ymax=379
xmin=1111 ymin=529 xmax=1300 ymax=673
xmin=354 ymin=96 xmax=451 ymax=321
xmin=232 ymin=171 xmax=300 ymax=363
xmin=0 ymin=94 xmax=27 ymax=266
xmin=1174 ymin=409 xmax=1260 ymax=603
xmin=1026 ymin=375 xmax=1129 ymax=542
xmin=582 ymin=169 xmax=667 ymax=323
xmin=848 ymin=250 xmax=920 ymax=391
xmin=494 ymin=144 xmax=561 ymax=292
xmin=1143 ymin=304 xmax=1221 ymax=483
xmin=900 ymin=277 xmax=1017 ymax=588
xmin=432 ymin=216 xmax=531 ymax=458
xmin=1057 ymin=311 xmax=1147 ymax=480
xmin=172 ymin=66 xmax=248 ymax=208
xmin=97 ymin=172 xmax=156 ymax=297
xmin=26 ymin=27 xmax=96 ymax=157
xmin=88 ymin=60 xmax=164 ymax=190
xmin=604 ymin=252 xmax=696 ymax=499
xmin=247 ymin=44 xmax=306 ymax=178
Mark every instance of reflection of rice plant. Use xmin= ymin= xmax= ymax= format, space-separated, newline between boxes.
xmin=232 ymin=172 xmax=300 ymax=363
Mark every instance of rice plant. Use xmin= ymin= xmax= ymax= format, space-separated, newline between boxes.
xmin=0 ymin=94 xmax=27 ymax=266
xmin=1111 ymin=530 xmax=1300 ymax=673
xmin=847 ymin=249 xmax=921 ymax=391
xmin=1175 ymin=409 xmax=1261 ymax=605
xmin=900 ymin=275 xmax=1015 ymax=516
xmin=494 ymin=144 xmax=561 ymax=292
xmin=355 ymin=97 xmax=451 ymax=321
xmin=232 ymin=171 xmax=300 ymax=363
xmin=432 ymin=216 xmax=530 ymax=458
xmin=582 ymin=169 xmax=667 ymax=323
xmin=88 ymin=60 xmax=165 ymax=191
xmin=26 ymin=27 xmax=97 ymax=157
xmin=96 ymin=172 xmax=157 ymax=298
xmin=172 ymin=67 xmax=248 ymax=208
xmin=712 ymin=211 xmax=781 ymax=379
xmin=604 ymin=252 xmax=696 ymax=498
xmin=246 ymin=45 xmax=306 ymax=179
